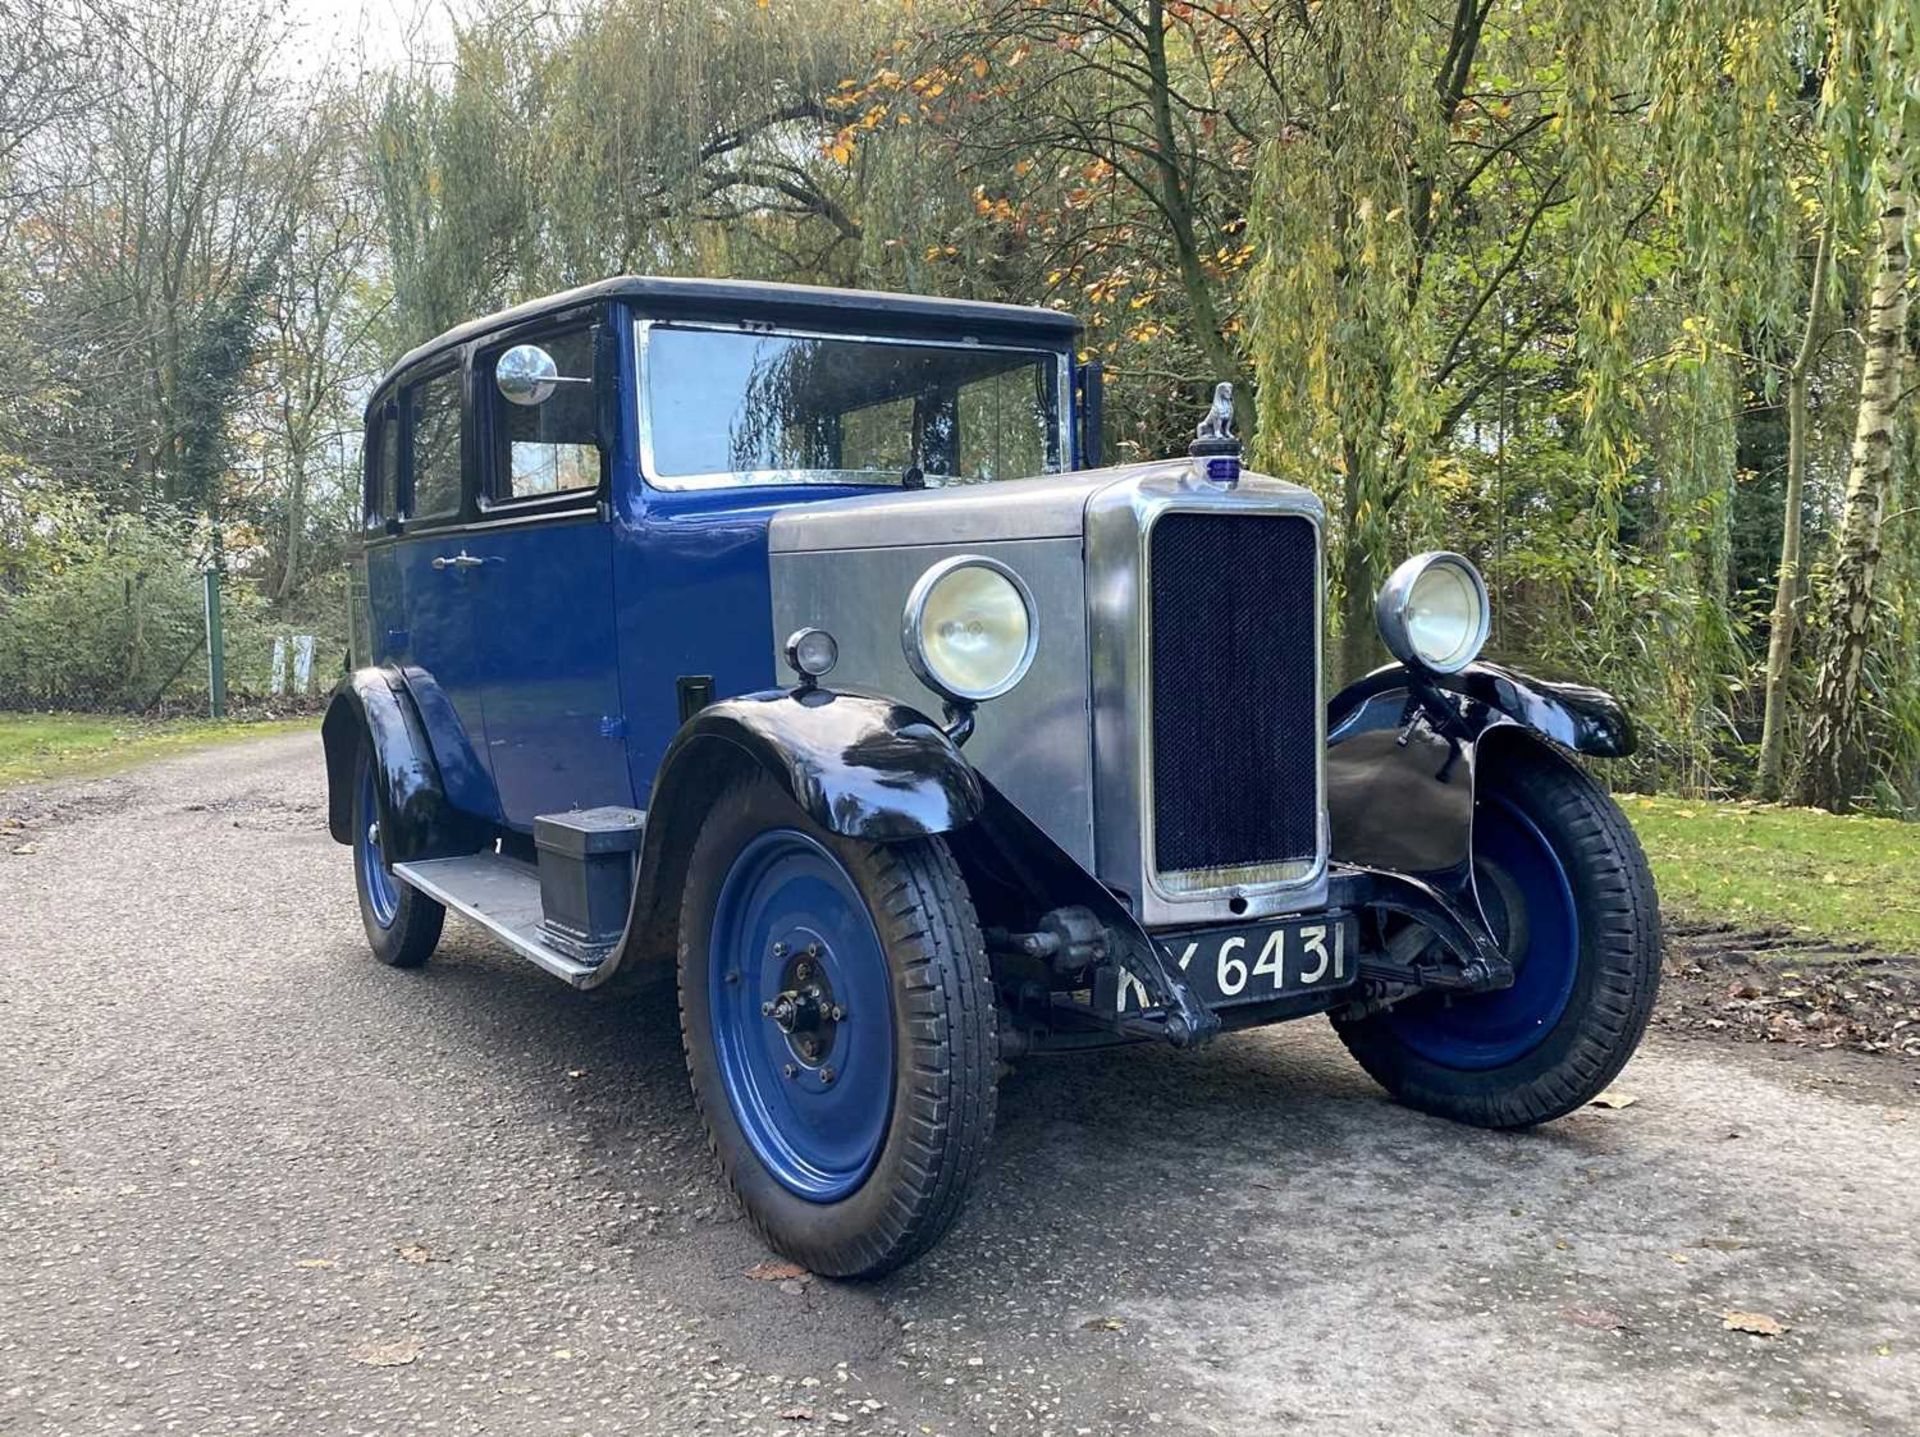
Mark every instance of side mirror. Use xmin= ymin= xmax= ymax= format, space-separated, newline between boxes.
xmin=498 ymin=337 xmax=596 ymax=408
xmin=496 ymin=344 xmax=561 ymax=406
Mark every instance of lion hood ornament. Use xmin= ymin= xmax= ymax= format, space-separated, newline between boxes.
xmin=1188 ymin=381 xmax=1241 ymax=483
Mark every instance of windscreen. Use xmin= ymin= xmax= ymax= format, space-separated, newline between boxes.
xmin=643 ymin=325 xmax=1062 ymax=489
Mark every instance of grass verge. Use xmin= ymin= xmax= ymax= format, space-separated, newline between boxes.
xmin=1623 ymin=794 xmax=1920 ymax=955
xmin=0 ymin=712 xmax=315 ymax=789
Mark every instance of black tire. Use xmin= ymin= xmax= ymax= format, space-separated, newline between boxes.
xmin=678 ymin=770 xmax=998 ymax=1278
xmin=1333 ymin=741 xmax=1660 ymax=1128
xmin=351 ymin=741 xmax=444 ymax=969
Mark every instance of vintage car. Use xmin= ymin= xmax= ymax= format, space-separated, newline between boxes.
xmin=322 ymin=276 xmax=1660 ymax=1277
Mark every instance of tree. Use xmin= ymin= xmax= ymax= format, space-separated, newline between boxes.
xmin=1754 ymin=221 xmax=1831 ymax=800
xmin=1791 ymin=178 xmax=1911 ymax=810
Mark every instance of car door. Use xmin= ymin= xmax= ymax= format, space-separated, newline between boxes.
xmin=391 ymin=361 xmax=501 ymax=822
xmin=460 ymin=315 xmax=633 ymax=829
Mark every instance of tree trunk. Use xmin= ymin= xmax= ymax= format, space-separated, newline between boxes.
xmin=1789 ymin=186 xmax=1911 ymax=812
xmin=1337 ymin=432 xmax=1385 ymax=685
xmin=1142 ymin=0 xmax=1246 ymax=422
xmin=1754 ymin=222 xmax=1830 ymax=800
xmin=275 ymin=447 xmax=305 ymax=603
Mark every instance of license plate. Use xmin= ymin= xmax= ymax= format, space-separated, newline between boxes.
xmin=1100 ymin=913 xmax=1359 ymax=1015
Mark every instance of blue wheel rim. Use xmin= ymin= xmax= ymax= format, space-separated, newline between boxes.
xmin=357 ymin=765 xmax=400 ymax=930
xmin=708 ymin=829 xmax=895 ymax=1202
xmin=1382 ymin=792 xmax=1579 ymax=1070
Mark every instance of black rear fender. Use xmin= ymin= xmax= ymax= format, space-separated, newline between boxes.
xmin=320 ymin=668 xmax=491 ymax=863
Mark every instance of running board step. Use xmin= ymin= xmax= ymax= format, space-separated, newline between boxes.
xmin=392 ymin=853 xmax=599 ymax=986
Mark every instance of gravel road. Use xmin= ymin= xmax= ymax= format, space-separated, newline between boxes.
xmin=2 ymin=731 xmax=1916 ymax=1436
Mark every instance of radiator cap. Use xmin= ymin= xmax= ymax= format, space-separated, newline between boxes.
xmin=1187 ymin=381 xmax=1241 ymax=484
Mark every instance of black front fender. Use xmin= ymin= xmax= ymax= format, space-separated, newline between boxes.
xmin=656 ymin=687 xmax=984 ymax=841
xmin=320 ymin=668 xmax=491 ymax=863
xmin=608 ymin=687 xmax=984 ymax=980
xmin=1325 ymin=660 xmax=1633 ymax=888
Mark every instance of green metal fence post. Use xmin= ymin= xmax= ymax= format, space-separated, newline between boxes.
xmin=204 ymin=569 xmax=226 ymax=720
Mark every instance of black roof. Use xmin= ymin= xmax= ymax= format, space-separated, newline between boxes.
xmin=375 ymin=275 xmax=1082 ymax=403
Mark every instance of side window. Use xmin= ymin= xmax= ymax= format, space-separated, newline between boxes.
xmin=408 ymin=368 xmax=464 ymax=521
xmin=364 ymin=406 xmax=398 ymax=530
xmin=484 ymin=327 xmax=602 ymax=503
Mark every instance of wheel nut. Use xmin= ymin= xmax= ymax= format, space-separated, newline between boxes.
xmin=794 ymin=962 xmax=810 ymax=982
xmin=783 ymin=1062 xmax=798 ymax=1079
xmin=829 ymin=1005 xmax=845 ymax=1022
xmin=761 ymin=1000 xmax=774 ymax=1016
xmin=820 ymin=1066 xmax=836 ymax=1084
xmin=806 ymin=942 xmax=822 ymax=958
xmin=772 ymin=941 xmax=786 ymax=958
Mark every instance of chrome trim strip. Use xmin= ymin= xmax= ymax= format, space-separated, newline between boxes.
xmin=634 ymin=318 xmax=1074 ymax=493
xmin=361 ymin=506 xmax=601 ymax=549
xmin=1086 ymin=462 xmax=1330 ymax=928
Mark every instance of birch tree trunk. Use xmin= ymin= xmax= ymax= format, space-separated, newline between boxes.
xmin=1754 ymin=223 xmax=1830 ymax=800
xmin=1789 ymin=186 xmax=1911 ymax=812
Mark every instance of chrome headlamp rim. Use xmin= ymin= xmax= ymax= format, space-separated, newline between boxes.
xmin=901 ymin=554 xmax=1039 ymax=704
xmin=1375 ymin=550 xmax=1490 ymax=675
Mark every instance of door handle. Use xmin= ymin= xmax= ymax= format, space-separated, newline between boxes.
xmin=432 ymin=551 xmax=484 ymax=571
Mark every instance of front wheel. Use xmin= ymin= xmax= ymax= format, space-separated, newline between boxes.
xmin=1333 ymin=741 xmax=1660 ymax=1128
xmin=678 ymin=771 xmax=998 ymax=1278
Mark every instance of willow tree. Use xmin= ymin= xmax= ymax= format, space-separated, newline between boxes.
xmin=1249 ymin=0 xmax=1584 ymax=682
xmin=368 ymin=0 xmax=880 ymax=346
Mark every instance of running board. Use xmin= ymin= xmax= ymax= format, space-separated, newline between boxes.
xmin=392 ymin=854 xmax=598 ymax=986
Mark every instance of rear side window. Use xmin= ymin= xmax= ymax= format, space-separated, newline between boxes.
xmin=408 ymin=369 xmax=464 ymax=520
xmin=484 ymin=327 xmax=602 ymax=503
xmin=364 ymin=408 xmax=398 ymax=529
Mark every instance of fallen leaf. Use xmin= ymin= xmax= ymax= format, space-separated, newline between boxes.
xmin=10 ymin=842 xmax=38 ymax=855
xmin=396 ymin=1242 xmax=437 ymax=1264
xmin=356 ymin=1335 xmax=423 ymax=1367
xmin=1669 ymin=1252 xmax=1690 ymax=1264
xmin=550 ymin=1348 xmax=574 ymax=1359
xmin=745 ymin=1260 xmax=810 ymax=1282
xmin=1723 ymin=1310 xmax=1787 ymax=1337
xmin=1589 ymin=1090 xmax=1639 ymax=1110
xmin=1081 ymin=1316 xmax=1126 ymax=1332
xmin=294 ymin=1257 xmax=338 ymax=1269
xmin=1562 ymin=1306 xmax=1628 ymax=1332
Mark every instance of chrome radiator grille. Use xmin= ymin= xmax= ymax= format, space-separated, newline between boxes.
xmin=1147 ymin=511 xmax=1321 ymax=884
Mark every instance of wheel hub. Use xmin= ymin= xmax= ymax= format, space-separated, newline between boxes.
xmin=762 ymin=945 xmax=845 ymax=1067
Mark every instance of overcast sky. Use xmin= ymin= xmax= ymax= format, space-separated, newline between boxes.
xmin=280 ymin=0 xmax=456 ymax=73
